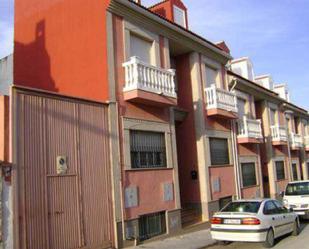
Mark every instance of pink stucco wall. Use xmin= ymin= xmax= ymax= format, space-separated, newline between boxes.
xmin=209 ymin=166 xmax=236 ymax=201
xmin=241 ymin=186 xmax=260 ymax=199
xmin=124 ymin=169 xmax=175 ymax=219
xmin=0 ymin=96 xmax=9 ymax=163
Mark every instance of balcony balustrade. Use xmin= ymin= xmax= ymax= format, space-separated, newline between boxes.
xmin=205 ymin=84 xmax=238 ymax=115
xmin=238 ymin=116 xmax=263 ymax=142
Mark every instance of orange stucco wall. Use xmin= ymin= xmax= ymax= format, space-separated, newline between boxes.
xmin=209 ymin=166 xmax=236 ymax=201
xmin=0 ymin=96 xmax=9 ymax=163
xmin=124 ymin=169 xmax=175 ymax=219
xmin=14 ymin=0 xmax=110 ymax=102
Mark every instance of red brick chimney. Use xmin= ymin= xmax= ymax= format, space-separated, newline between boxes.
xmin=149 ymin=0 xmax=188 ymax=29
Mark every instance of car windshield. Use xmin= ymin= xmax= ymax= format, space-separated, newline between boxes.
xmin=220 ymin=201 xmax=261 ymax=213
xmin=285 ymin=182 xmax=309 ymax=196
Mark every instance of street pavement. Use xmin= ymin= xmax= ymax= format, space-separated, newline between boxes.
xmin=204 ymin=221 xmax=309 ymax=249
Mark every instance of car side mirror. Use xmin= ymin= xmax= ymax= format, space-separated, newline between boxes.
xmin=280 ymin=191 xmax=285 ymax=197
xmin=289 ymin=207 xmax=293 ymax=213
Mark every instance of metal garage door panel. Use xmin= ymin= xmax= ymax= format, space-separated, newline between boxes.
xmin=47 ymin=176 xmax=82 ymax=249
xmin=78 ymin=103 xmax=113 ymax=247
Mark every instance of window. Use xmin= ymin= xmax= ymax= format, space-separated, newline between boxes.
xmin=219 ymin=196 xmax=233 ymax=210
xmin=269 ymin=108 xmax=277 ymax=126
xmin=241 ymin=162 xmax=257 ymax=187
xmin=285 ymin=182 xmax=309 ymax=196
xmin=221 ymin=201 xmax=261 ymax=213
xmin=205 ymin=65 xmax=219 ymax=87
xmin=173 ymin=5 xmax=186 ymax=28
xmin=209 ymin=138 xmax=229 ymax=166
xmin=273 ymin=200 xmax=288 ymax=214
xmin=292 ymin=163 xmax=298 ymax=181
xmin=139 ymin=212 xmax=166 ymax=241
xmin=275 ymin=161 xmax=285 ymax=180
xmin=263 ymin=201 xmax=278 ymax=215
xmin=130 ymin=130 xmax=166 ymax=169
xmin=130 ymin=34 xmax=152 ymax=64
xmin=237 ymin=98 xmax=246 ymax=119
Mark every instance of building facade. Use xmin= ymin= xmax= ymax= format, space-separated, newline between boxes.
xmin=0 ymin=0 xmax=308 ymax=248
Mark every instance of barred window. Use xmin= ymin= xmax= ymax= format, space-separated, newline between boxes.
xmin=130 ymin=130 xmax=166 ymax=169
xmin=139 ymin=212 xmax=166 ymax=241
xmin=209 ymin=138 xmax=230 ymax=166
xmin=241 ymin=162 xmax=257 ymax=187
xmin=275 ymin=161 xmax=285 ymax=180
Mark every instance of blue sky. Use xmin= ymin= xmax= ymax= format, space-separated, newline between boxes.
xmin=1 ymin=0 xmax=309 ymax=109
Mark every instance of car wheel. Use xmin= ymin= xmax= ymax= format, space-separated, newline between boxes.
xmin=263 ymin=228 xmax=275 ymax=248
xmin=292 ymin=219 xmax=300 ymax=236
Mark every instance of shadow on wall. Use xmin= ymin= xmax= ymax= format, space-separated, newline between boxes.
xmin=14 ymin=20 xmax=58 ymax=92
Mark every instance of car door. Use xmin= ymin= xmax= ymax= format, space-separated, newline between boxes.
xmin=263 ymin=201 xmax=283 ymax=237
xmin=273 ymin=200 xmax=295 ymax=234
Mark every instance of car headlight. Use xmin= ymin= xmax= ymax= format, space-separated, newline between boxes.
xmin=283 ymin=199 xmax=288 ymax=206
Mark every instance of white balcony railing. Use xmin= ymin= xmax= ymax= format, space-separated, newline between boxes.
xmin=290 ymin=132 xmax=303 ymax=148
xmin=238 ymin=116 xmax=263 ymax=139
xmin=305 ymin=136 xmax=309 ymax=148
xmin=271 ymin=125 xmax=288 ymax=142
xmin=205 ymin=84 xmax=238 ymax=113
xmin=122 ymin=56 xmax=177 ymax=98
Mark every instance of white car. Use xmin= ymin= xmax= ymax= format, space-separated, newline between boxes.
xmin=282 ymin=180 xmax=309 ymax=218
xmin=210 ymin=199 xmax=299 ymax=248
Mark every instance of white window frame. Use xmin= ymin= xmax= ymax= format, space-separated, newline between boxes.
xmin=173 ymin=5 xmax=187 ymax=28
xmin=291 ymin=159 xmax=300 ymax=181
xmin=239 ymin=156 xmax=258 ymax=188
xmin=206 ymin=130 xmax=233 ymax=167
xmin=201 ymin=56 xmax=223 ymax=89
xmin=123 ymin=118 xmax=174 ymax=170
xmin=268 ymin=102 xmax=279 ymax=126
xmin=273 ymin=157 xmax=286 ymax=181
xmin=124 ymin=20 xmax=160 ymax=67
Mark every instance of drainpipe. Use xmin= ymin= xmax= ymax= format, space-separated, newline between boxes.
xmin=229 ymin=78 xmax=241 ymax=199
xmin=231 ymin=119 xmax=242 ymax=199
xmin=284 ymin=109 xmax=294 ymax=182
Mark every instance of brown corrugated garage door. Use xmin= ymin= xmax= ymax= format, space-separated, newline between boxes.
xmin=13 ymin=88 xmax=114 ymax=249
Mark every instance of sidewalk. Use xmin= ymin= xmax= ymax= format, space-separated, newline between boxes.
xmin=127 ymin=228 xmax=215 ymax=249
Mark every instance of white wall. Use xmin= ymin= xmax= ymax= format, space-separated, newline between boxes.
xmin=273 ymin=84 xmax=290 ymax=102
xmin=231 ymin=58 xmax=255 ymax=81
xmin=255 ymin=75 xmax=274 ymax=90
xmin=2 ymin=180 xmax=12 ymax=249
xmin=0 ymin=55 xmax=13 ymax=96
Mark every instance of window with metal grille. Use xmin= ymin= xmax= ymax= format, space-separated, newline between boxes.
xmin=130 ymin=130 xmax=166 ymax=169
xmin=292 ymin=163 xmax=298 ymax=180
xmin=241 ymin=162 xmax=257 ymax=187
xmin=275 ymin=161 xmax=285 ymax=180
xmin=209 ymin=138 xmax=230 ymax=166
xmin=139 ymin=212 xmax=166 ymax=241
